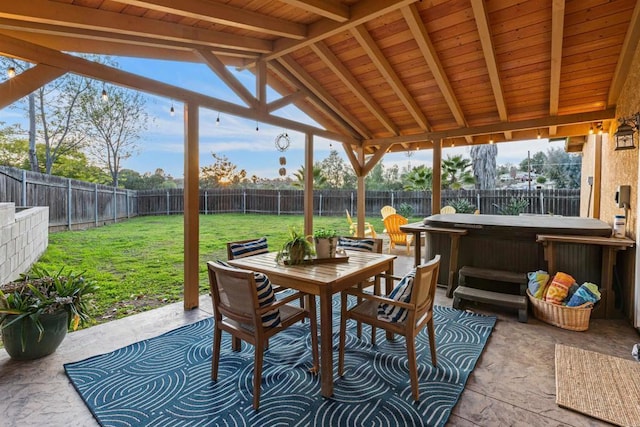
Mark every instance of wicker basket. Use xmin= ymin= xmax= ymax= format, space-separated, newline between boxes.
xmin=526 ymin=290 xmax=594 ymax=331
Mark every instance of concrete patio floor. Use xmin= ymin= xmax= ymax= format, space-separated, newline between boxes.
xmin=1 ymin=249 xmax=639 ymax=426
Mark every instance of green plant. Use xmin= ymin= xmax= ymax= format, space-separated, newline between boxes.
xmin=397 ymin=202 xmax=414 ymax=218
xmin=493 ymin=197 xmax=529 ymax=215
xmin=275 ymin=226 xmax=315 ymax=264
xmin=313 ymin=228 xmax=338 ymax=238
xmin=0 ymin=266 xmax=99 ymax=351
xmin=449 ymin=198 xmax=476 ymax=214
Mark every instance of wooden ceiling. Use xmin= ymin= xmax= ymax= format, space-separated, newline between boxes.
xmin=1 ymin=0 xmax=639 ymax=162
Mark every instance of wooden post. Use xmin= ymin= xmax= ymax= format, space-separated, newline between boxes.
xmin=183 ymin=102 xmax=200 ymax=310
xmin=304 ymin=133 xmax=313 ymax=237
xmin=593 ymin=134 xmax=602 ymax=219
xmin=432 ymin=139 xmax=442 ymax=214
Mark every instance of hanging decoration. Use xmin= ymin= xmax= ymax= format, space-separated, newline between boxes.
xmin=279 ymin=156 xmax=286 ymax=166
xmin=275 ymin=132 xmax=290 ymax=152
xmin=279 ymin=167 xmax=287 ymax=176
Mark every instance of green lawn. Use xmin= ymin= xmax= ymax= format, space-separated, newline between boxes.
xmin=36 ymin=213 xmax=419 ymax=325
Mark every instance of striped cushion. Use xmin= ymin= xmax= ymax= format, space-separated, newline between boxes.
xmin=377 ymin=268 xmax=416 ymax=323
xmin=215 ymin=260 xmax=281 ymax=328
xmin=229 ymin=237 xmax=268 ymax=259
xmin=337 ymin=237 xmax=376 ymax=252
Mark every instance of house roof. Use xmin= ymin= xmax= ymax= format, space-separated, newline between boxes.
xmin=1 ymin=0 xmax=639 ymax=160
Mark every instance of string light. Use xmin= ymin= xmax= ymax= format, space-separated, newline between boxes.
xmin=489 ymin=135 xmax=494 ymax=144
xmin=216 ymin=112 xmax=220 ymax=126
xmin=101 ymin=85 xmax=108 ymax=102
xmin=170 ymin=103 xmax=175 ymax=117
xmin=7 ymin=67 xmax=15 ymax=78
xmin=256 ymin=121 xmax=259 ymax=132
xmin=537 ymin=129 xmax=541 ymax=139
xmin=589 ymin=124 xmax=594 ymax=135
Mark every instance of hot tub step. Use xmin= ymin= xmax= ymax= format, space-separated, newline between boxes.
xmin=453 ymin=285 xmax=528 ymax=323
xmin=458 ymin=266 xmax=528 ymax=296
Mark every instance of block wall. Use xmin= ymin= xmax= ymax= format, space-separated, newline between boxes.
xmin=0 ymin=203 xmax=49 ymax=284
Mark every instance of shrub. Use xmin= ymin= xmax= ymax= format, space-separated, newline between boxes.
xmin=449 ymin=198 xmax=476 ymax=213
xmin=397 ymin=202 xmax=414 ymax=218
xmin=493 ymin=197 xmax=529 ymax=215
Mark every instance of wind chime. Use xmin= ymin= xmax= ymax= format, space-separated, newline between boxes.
xmin=275 ymin=131 xmax=291 ymax=176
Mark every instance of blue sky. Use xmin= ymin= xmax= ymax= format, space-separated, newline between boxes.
xmin=3 ymin=56 xmax=565 ymax=179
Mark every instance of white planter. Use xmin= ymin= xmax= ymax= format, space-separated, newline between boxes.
xmin=314 ymin=237 xmax=338 ymax=258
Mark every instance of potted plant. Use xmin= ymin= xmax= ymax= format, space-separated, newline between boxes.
xmin=313 ymin=228 xmax=339 ymax=258
xmin=0 ymin=266 xmax=98 ymax=360
xmin=275 ymin=226 xmax=314 ymax=265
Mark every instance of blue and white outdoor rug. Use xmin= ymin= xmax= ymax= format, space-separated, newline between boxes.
xmin=65 ymin=303 xmax=496 ymax=427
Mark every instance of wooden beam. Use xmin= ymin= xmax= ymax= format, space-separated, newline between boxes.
xmin=402 ymin=5 xmax=466 ymax=128
xmin=470 ymin=0 xmax=509 ymax=138
xmin=432 ymin=139 xmax=442 ymax=214
xmin=310 ymin=42 xmax=398 ymax=135
xmin=351 ymin=24 xmax=430 ymax=131
xmin=548 ymin=0 xmax=565 ymax=136
xmin=608 ymin=0 xmax=640 ymax=106
xmin=277 ymin=55 xmax=371 ymax=138
xmin=264 ymin=0 xmax=418 ymax=62
xmin=0 ymin=33 xmax=352 ymax=143
xmin=365 ymin=108 xmax=617 ymax=145
xmin=304 ymin=133 xmax=314 ymax=237
xmin=342 ymin=142 xmax=363 ymax=177
xmin=356 ymin=147 xmax=366 ymax=237
xmin=594 ymin=134 xmax=602 ymax=219
xmin=0 ymin=0 xmax=273 ymax=53
xmin=278 ymin=0 xmax=350 ymax=22
xmin=256 ymin=60 xmax=267 ymax=114
xmin=115 ymin=0 xmax=307 ymax=40
xmin=195 ymin=49 xmax=257 ymax=108
xmin=268 ymin=61 xmax=360 ymax=139
xmin=266 ymin=91 xmax=305 ymax=113
xmin=0 ymin=63 xmax=64 ymax=109
xmin=183 ymin=102 xmax=199 ymax=310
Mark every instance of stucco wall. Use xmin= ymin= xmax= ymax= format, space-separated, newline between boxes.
xmin=0 ymin=203 xmax=49 ymax=284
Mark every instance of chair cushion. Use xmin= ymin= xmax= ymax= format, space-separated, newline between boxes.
xmin=377 ymin=268 xmax=416 ymax=323
xmin=337 ymin=237 xmax=375 ymax=252
xmin=216 ymin=260 xmax=281 ymax=328
xmin=228 ymin=237 xmax=268 ymax=259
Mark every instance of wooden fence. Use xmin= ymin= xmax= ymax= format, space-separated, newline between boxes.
xmin=0 ymin=165 xmax=581 ymax=231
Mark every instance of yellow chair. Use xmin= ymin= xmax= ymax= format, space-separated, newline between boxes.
xmin=345 ymin=209 xmax=376 ymax=238
xmin=380 ymin=205 xmax=396 ymax=219
xmin=383 ymin=213 xmax=413 ymax=255
xmin=440 ymin=206 xmax=456 ymax=214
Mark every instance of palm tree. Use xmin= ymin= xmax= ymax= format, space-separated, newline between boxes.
xmin=442 ymin=155 xmax=475 ymax=190
xmin=403 ymin=165 xmax=433 ymax=190
xmin=292 ymin=165 xmax=327 ymax=189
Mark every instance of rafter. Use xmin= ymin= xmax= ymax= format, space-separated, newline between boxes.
xmin=608 ymin=0 xmax=640 ymax=107
xmin=195 ymin=49 xmax=257 ymax=108
xmin=0 ymin=33 xmax=352 ymax=144
xmin=351 ymin=24 xmax=430 ymax=131
xmin=0 ymin=64 xmax=65 ymax=109
xmin=548 ymin=0 xmax=565 ymax=136
xmin=277 ymin=55 xmax=371 ymax=139
xmin=278 ymin=0 xmax=349 ymax=22
xmin=0 ymin=1 xmax=272 ymax=54
xmin=264 ymin=0 xmax=418 ymax=62
xmin=401 ymin=4 xmax=471 ymax=142
xmin=310 ymin=42 xmax=398 ymax=135
xmin=113 ymin=0 xmax=306 ymax=40
xmin=470 ymin=0 xmax=509 ymax=140
xmin=268 ymin=60 xmax=362 ymax=138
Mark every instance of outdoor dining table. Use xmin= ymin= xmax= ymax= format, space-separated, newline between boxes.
xmin=227 ymin=250 xmax=397 ymax=398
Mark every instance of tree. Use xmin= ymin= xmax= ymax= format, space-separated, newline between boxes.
xmin=403 ymin=165 xmax=433 ymax=191
xmin=292 ymin=165 xmax=326 ymax=189
xmin=80 ymin=83 xmax=150 ymax=187
xmin=441 ymin=155 xmax=475 ymax=190
xmin=544 ymin=148 xmax=581 ymax=188
xmin=318 ymin=149 xmax=354 ymax=188
xmin=366 ymin=163 xmax=403 ymax=190
xmin=519 ymin=151 xmax=547 ymax=174
xmin=200 ymin=153 xmax=247 ymax=187
xmin=470 ymin=144 xmax=498 ymax=189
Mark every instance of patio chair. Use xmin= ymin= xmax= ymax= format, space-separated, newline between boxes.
xmin=337 ymin=236 xmax=383 ymax=344
xmin=441 ymin=206 xmax=456 ymax=214
xmin=338 ymin=255 xmax=440 ymax=401
xmin=207 ymin=261 xmax=319 ymax=410
xmin=383 ymin=213 xmax=413 ymax=255
xmin=380 ymin=205 xmax=396 ymax=219
xmin=227 ymin=238 xmax=305 ymax=331
xmin=345 ymin=209 xmax=376 ymax=238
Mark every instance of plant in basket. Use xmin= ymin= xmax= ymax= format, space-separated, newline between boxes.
xmin=0 ymin=266 xmax=98 ymax=360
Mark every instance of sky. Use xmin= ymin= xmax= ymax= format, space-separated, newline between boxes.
xmin=2 ymin=56 xmax=567 ymax=180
